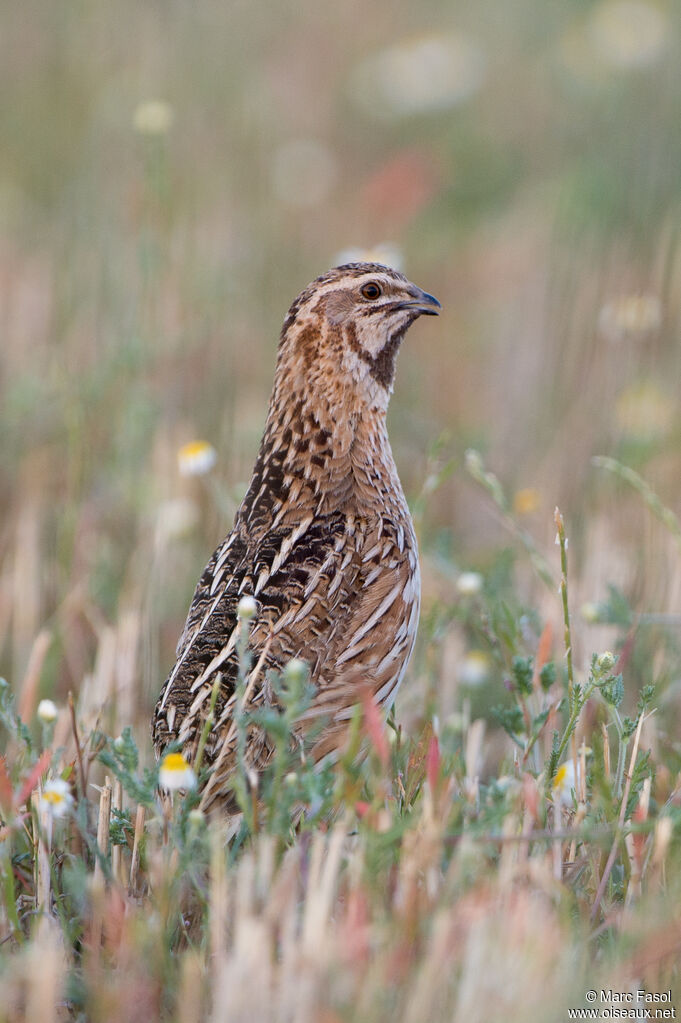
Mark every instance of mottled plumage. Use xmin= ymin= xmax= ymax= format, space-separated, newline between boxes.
xmin=152 ymin=263 xmax=440 ymax=812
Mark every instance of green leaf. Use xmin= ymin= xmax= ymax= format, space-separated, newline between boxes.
xmin=539 ymin=661 xmax=556 ymax=692
xmin=492 ymin=704 xmax=525 ymax=741
xmin=592 ymin=585 xmax=633 ymax=627
xmin=600 ymin=673 xmax=624 ymax=708
xmin=625 ymin=750 xmax=653 ymax=820
xmin=637 ymin=685 xmax=655 ymax=715
xmin=512 ymin=656 xmax=533 ymax=696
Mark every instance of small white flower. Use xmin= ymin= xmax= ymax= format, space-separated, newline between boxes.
xmin=237 ymin=595 xmax=258 ymax=621
xmin=456 ymin=571 xmax=483 ymax=596
xmin=588 ymin=1 xmax=667 ymax=70
xmin=581 ymin=602 xmax=600 ymax=624
xmin=283 ymin=658 xmax=307 ymax=684
xmin=458 ymin=650 xmax=490 ymax=687
xmin=598 ymin=293 xmax=662 ymax=343
xmin=334 ymin=243 xmax=403 ymax=272
xmin=37 ymin=699 xmax=58 ymax=724
xmin=177 ymin=440 xmax=217 ymax=477
xmin=614 ymin=381 xmax=674 ymax=442
xmin=552 ymin=761 xmax=577 ymax=807
xmin=39 ymin=778 xmax=74 ymax=819
xmin=464 ymin=449 xmax=483 ymax=474
xmin=158 ymin=752 xmax=197 ymax=792
xmin=443 ymin=711 xmax=466 ymax=733
xmin=351 ymin=32 xmax=486 ymax=119
xmin=155 ymin=497 xmax=200 ymax=542
xmin=133 ymin=100 xmax=174 ymax=135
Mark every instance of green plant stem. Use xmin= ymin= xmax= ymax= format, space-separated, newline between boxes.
xmin=465 ymin=449 xmax=555 ymax=590
xmin=611 ymin=707 xmax=628 ymax=799
xmin=593 ymin=456 xmax=681 ymax=555
xmin=1 ymin=840 xmax=23 ymax=944
xmin=194 ymin=672 xmax=223 ymax=778
xmin=554 ymin=508 xmax=575 ymax=707
xmin=234 ymin=619 xmax=255 ymax=831
xmin=551 ymin=687 xmax=592 ymax=777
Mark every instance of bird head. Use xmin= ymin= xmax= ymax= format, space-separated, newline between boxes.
xmin=277 ymin=262 xmax=440 ymax=410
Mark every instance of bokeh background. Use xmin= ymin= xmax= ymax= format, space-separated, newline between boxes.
xmin=2 ymin=0 xmax=680 ymax=761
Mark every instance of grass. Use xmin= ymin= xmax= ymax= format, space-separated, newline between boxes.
xmin=1 ymin=470 xmax=679 ymax=1021
xmin=2 ymin=1 xmax=681 ymax=1019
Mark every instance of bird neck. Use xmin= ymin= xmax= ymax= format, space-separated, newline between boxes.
xmin=241 ymin=372 xmax=400 ymax=525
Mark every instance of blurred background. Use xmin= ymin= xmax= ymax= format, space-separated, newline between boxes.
xmin=1 ymin=0 xmax=680 ymax=762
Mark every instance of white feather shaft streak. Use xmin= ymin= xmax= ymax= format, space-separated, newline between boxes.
xmin=199 ymin=634 xmax=274 ymax=809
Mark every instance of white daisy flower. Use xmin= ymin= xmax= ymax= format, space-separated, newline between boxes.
xmin=552 ymin=761 xmax=577 ymax=807
xmin=158 ymin=752 xmax=197 ymax=792
xmin=39 ymin=778 xmax=74 ymax=819
xmin=456 ymin=571 xmax=484 ymax=596
xmin=458 ymin=650 xmax=490 ymax=687
xmin=177 ymin=440 xmax=217 ymax=477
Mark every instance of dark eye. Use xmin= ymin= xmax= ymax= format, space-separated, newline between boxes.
xmin=361 ymin=282 xmax=382 ymax=300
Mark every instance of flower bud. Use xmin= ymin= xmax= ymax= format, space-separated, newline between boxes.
xmin=237 ymin=595 xmax=258 ymax=621
xmin=597 ymin=651 xmax=616 ymax=672
xmin=37 ymin=699 xmax=58 ymax=724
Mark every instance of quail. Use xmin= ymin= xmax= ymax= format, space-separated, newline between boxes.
xmin=152 ymin=262 xmax=440 ymax=812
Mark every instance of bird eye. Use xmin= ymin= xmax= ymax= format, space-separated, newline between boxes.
xmin=361 ymin=282 xmax=382 ymax=300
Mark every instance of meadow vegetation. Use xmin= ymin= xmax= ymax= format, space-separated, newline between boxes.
xmin=1 ymin=2 xmax=681 ymax=1020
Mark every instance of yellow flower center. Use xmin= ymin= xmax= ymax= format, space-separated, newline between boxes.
xmin=43 ymin=790 xmax=65 ymax=804
xmin=179 ymin=441 xmax=212 ymax=459
xmin=161 ymin=752 xmax=191 ymax=773
xmin=513 ymin=487 xmax=540 ymax=516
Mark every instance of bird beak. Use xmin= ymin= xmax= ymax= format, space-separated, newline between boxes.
xmin=395 ymin=287 xmax=442 ymax=316
xmin=413 ymin=288 xmax=441 ymax=316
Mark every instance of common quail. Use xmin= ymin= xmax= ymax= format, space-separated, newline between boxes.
xmin=152 ymin=263 xmax=440 ymax=811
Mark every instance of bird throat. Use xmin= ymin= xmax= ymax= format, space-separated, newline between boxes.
xmin=345 ymin=321 xmax=406 ymax=391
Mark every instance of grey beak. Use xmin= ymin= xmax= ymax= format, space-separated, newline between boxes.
xmin=395 ymin=287 xmax=441 ymax=316
xmin=412 ymin=288 xmax=441 ymax=316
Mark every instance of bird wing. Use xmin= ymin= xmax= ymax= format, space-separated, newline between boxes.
xmin=153 ymin=511 xmax=356 ymax=754
xmin=152 ymin=525 xmax=249 ymax=756
xmin=153 ymin=510 xmax=418 ymax=779
xmin=293 ymin=516 xmax=419 ymax=760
